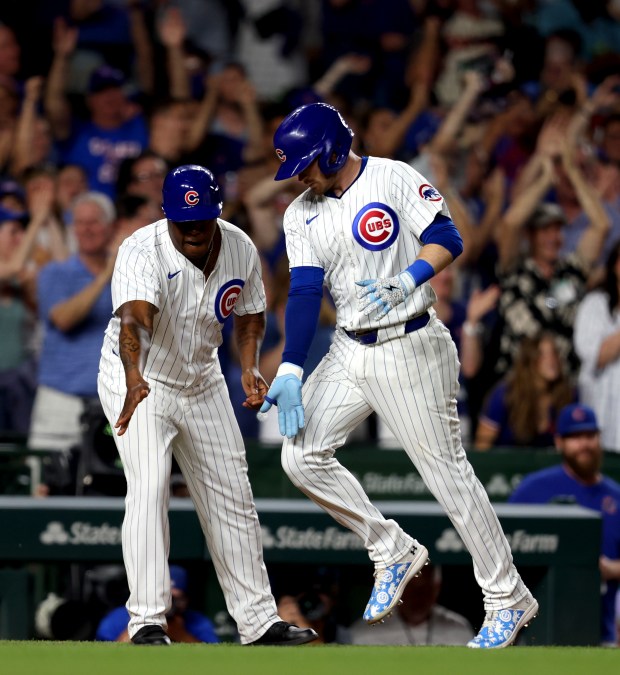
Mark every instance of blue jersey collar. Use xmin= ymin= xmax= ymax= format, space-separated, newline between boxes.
xmin=325 ymin=156 xmax=368 ymax=199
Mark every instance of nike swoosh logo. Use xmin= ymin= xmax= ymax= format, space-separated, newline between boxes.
xmin=386 ymin=284 xmax=399 ymax=291
xmin=306 ymin=214 xmax=319 ymax=224
xmin=168 ymin=270 xmax=181 ymax=279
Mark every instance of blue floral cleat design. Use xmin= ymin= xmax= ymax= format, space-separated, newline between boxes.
xmin=467 ymin=598 xmax=539 ymax=649
xmin=363 ymin=544 xmax=429 ymax=625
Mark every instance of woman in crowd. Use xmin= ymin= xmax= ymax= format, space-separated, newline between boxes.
xmin=474 ymin=332 xmax=574 ymax=450
xmin=574 ymin=241 xmax=620 ymax=453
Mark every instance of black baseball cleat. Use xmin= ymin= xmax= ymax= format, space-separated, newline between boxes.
xmin=131 ymin=625 xmax=171 ymax=645
xmin=249 ymin=621 xmax=318 ymax=646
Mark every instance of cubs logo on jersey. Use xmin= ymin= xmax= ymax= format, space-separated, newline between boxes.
xmin=352 ymin=202 xmax=400 ymax=251
xmin=419 ymin=184 xmax=442 ymax=202
xmin=215 ymin=278 xmax=245 ymax=323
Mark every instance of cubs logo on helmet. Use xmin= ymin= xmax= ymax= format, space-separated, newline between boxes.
xmin=215 ymin=279 xmax=245 ymax=323
xmin=419 ymin=184 xmax=442 ymax=202
xmin=184 ymin=190 xmax=199 ymax=205
xmin=352 ymin=202 xmax=400 ymax=251
xmin=275 ymin=149 xmax=286 ymax=163
xmin=162 ymin=164 xmax=223 ymax=222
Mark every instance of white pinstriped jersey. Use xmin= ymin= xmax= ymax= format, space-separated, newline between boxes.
xmin=277 ymin=157 xmax=534 ymax=620
xmin=99 ymin=217 xmax=265 ymax=390
xmin=283 ymin=157 xmax=451 ymax=332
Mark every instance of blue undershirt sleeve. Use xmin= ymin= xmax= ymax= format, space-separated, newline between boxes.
xmin=419 ymin=214 xmax=463 ymax=260
xmin=281 ymin=266 xmax=325 ymax=368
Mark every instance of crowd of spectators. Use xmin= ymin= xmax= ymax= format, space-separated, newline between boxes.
xmin=1 ymin=0 xmax=620 ymax=645
xmin=1 ymin=0 xmax=620 ymax=460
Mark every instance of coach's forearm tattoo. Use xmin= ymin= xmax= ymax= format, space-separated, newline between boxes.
xmin=119 ymin=323 xmax=141 ymax=372
xmin=119 ymin=321 xmax=152 ymax=375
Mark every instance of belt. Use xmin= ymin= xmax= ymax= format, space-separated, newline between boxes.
xmin=344 ymin=312 xmax=430 ymax=345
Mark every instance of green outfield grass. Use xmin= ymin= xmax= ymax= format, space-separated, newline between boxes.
xmin=1 ymin=643 xmax=619 ymax=675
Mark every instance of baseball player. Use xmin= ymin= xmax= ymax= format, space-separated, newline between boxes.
xmin=259 ymin=103 xmax=538 ymax=649
xmin=97 ymin=164 xmax=317 ymax=647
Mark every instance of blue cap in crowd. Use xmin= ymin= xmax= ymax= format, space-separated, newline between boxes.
xmin=0 ymin=179 xmax=25 ymax=200
xmin=556 ymin=404 xmax=599 ymax=437
xmin=170 ymin=565 xmax=188 ymax=593
xmin=0 ymin=205 xmax=28 ymax=224
xmin=88 ymin=65 xmax=125 ymax=94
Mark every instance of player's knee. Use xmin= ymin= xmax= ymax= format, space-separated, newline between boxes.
xmin=281 ymin=442 xmax=305 ymax=486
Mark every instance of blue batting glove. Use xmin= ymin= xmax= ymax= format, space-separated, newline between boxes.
xmin=355 ymin=271 xmax=416 ymax=318
xmin=259 ymin=373 xmax=304 ymax=438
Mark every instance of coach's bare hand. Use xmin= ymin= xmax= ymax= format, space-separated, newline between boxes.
xmin=241 ymin=367 xmax=269 ymax=410
xmin=115 ymin=377 xmax=150 ymax=435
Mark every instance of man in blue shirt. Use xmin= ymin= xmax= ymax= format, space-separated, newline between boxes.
xmin=96 ymin=566 xmax=219 ymax=643
xmin=28 ymin=192 xmax=118 ymax=494
xmin=509 ymin=403 xmax=620 ymax=646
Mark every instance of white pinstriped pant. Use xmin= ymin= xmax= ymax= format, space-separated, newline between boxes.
xmin=282 ymin=314 xmax=531 ymax=611
xmin=98 ymin=370 xmax=279 ymax=643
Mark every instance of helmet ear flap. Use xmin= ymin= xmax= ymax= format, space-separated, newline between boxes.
xmin=317 ymin=136 xmax=349 ymax=175
xmin=317 ymin=139 xmax=338 ymax=174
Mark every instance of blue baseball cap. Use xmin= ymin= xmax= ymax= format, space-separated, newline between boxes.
xmin=556 ymin=404 xmax=599 ymax=437
xmin=0 ymin=178 xmax=25 ymax=200
xmin=170 ymin=565 xmax=188 ymax=593
xmin=0 ymin=205 xmax=28 ymax=224
xmin=88 ymin=65 xmax=125 ymax=94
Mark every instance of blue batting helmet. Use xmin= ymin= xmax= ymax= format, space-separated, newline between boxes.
xmin=273 ymin=103 xmax=354 ymax=181
xmin=162 ymin=165 xmax=223 ymax=221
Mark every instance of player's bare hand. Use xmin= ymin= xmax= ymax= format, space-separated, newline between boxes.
xmin=356 ymin=272 xmax=415 ymax=318
xmin=115 ymin=378 xmax=150 ymax=435
xmin=241 ymin=367 xmax=268 ymax=410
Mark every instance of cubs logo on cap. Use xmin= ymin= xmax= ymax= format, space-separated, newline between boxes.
xmin=162 ymin=165 xmax=223 ymax=222
xmin=556 ymin=403 xmax=599 ymax=436
xmin=352 ymin=202 xmax=400 ymax=251
xmin=419 ymin=184 xmax=442 ymax=202
xmin=215 ymin=279 xmax=245 ymax=323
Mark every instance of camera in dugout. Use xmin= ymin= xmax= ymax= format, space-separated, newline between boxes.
xmin=75 ymin=399 xmax=126 ymax=496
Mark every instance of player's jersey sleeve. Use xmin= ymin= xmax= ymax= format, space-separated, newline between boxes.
xmin=234 ymin=240 xmax=267 ymax=316
xmin=390 ymin=161 xmax=451 ymax=239
xmin=111 ymin=237 xmax=161 ymax=313
xmin=282 ymin=201 xmax=323 ymax=269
